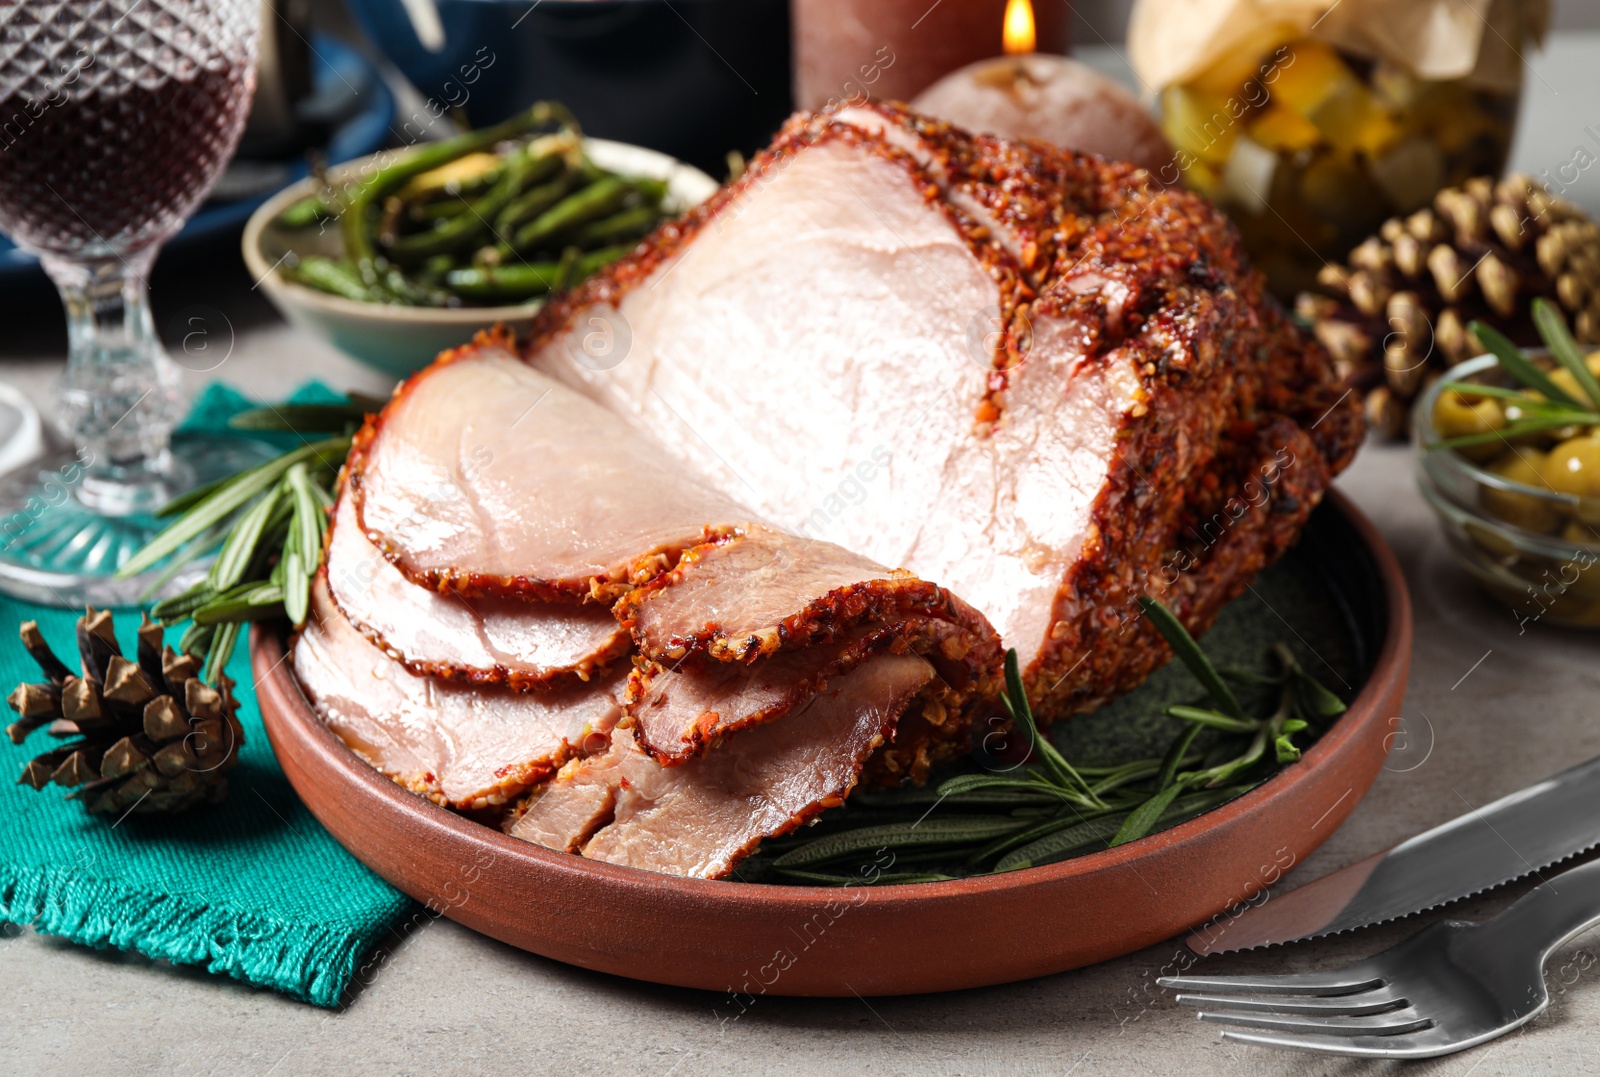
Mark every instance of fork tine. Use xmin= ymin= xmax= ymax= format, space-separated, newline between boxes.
xmin=1219 ymin=1028 xmax=1450 ymax=1059
xmin=1172 ymin=986 xmax=1406 ymax=1015
xmin=1197 ymin=1009 xmax=1434 ymax=1037
xmin=1157 ymin=971 xmax=1384 ymax=997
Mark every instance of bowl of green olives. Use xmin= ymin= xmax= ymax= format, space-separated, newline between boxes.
xmin=1417 ymin=341 xmax=1600 ymax=629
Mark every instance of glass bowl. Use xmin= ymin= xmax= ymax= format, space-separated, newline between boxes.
xmin=1416 ymin=355 xmax=1600 ymax=629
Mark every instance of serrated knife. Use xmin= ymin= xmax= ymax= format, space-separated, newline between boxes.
xmin=1187 ymin=752 xmax=1600 ymax=955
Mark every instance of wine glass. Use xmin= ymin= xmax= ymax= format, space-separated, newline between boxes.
xmin=0 ymin=0 xmax=262 ymax=606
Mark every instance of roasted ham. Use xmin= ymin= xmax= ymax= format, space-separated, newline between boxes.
xmin=297 ymin=105 xmax=1362 ymax=880
xmin=522 ymin=103 xmax=1362 ymax=721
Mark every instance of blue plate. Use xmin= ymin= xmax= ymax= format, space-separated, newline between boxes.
xmin=0 ymin=34 xmax=395 ymax=286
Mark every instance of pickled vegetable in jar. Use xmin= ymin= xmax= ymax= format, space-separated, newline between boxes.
xmin=1130 ymin=0 xmax=1546 ymax=299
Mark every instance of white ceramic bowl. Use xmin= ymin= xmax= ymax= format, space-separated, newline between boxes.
xmin=242 ymin=138 xmax=718 ymax=378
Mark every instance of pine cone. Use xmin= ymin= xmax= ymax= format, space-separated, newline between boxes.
xmin=6 ymin=609 xmax=243 ymax=816
xmin=1297 ymin=174 xmax=1600 ymax=438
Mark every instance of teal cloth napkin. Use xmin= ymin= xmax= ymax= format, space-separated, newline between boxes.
xmin=0 ymin=383 xmax=415 ymax=1007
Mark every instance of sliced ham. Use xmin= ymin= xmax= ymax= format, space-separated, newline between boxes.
xmin=346 ymin=342 xmax=751 ymax=602
xmin=619 ymin=527 xmax=1000 ymax=771
xmin=511 ymin=653 xmax=934 ymax=878
xmin=522 ymin=103 xmax=1363 ymax=722
xmin=618 ymin=525 xmax=984 ymax=663
xmin=345 ymin=343 xmax=1002 ymax=775
xmin=307 ymin=337 xmax=1003 ymax=875
xmin=294 ymin=575 xmax=626 ymax=810
xmin=325 ymin=493 xmax=628 ymax=689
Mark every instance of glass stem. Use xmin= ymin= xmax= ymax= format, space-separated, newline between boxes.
xmin=41 ymin=249 xmax=188 ymax=516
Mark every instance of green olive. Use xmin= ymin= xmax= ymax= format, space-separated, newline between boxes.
xmin=1432 ymin=389 xmax=1503 ymax=462
xmin=1464 ymin=519 xmax=1519 ymax=561
xmin=1547 ymin=368 xmax=1595 ymax=406
xmin=1481 ymin=451 xmax=1562 ymax=534
xmin=1541 ymin=435 xmax=1600 ymax=498
xmin=1556 ymin=521 xmax=1600 ymax=600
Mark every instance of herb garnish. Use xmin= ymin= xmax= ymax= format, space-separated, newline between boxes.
xmin=1429 ymin=298 xmax=1600 ymax=450
xmin=746 ymin=597 xmax=1346 ymax=885
xmin=114 ymin=397 xmax=379 ymax=681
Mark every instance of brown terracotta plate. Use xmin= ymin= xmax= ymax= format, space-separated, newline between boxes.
xmin=253 ymin=490 xmax=1410 ymax=996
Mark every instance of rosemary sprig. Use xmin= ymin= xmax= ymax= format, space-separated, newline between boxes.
xmin=748 ymin=598 xmax=1344 ymax=885
xmin=115 ymin=395 xmax=374 ymax=681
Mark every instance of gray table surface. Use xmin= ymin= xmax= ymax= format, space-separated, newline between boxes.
xmin=3 ymin=32 xmax=1600 ymax=1077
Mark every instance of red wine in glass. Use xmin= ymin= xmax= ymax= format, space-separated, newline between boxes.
xmin=0 ymin=66 xmax=254 ymax=256
xmin=0 ymin=1 xmax=262 ymax=605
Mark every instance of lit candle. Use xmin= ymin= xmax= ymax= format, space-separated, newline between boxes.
xmin=910 ymin=0 xmax=1172 ymax=172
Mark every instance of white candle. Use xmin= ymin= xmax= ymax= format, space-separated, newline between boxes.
xmin=910 ymin=0 xmax=1171 ymax=172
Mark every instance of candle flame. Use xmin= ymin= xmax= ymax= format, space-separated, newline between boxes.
xmin=1003 ymin=0 xmax=1036 ymax=55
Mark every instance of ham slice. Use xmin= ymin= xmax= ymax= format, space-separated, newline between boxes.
xmin=511 ymin=653 xmax=934 ymax=878
xmin=618 ymin=525 xmax=987 ymax=663
xmin=346 ymin=343 xmax=751 ymax=602
xmin=522 ymin=104 xmax=1363 ymax=722
xmin=619 ymin=527 xmax=999 ymax=770
xmin=325 ymin=493 xmax=628 ymax=689
xmin=294 ymin=575 xmax=625 ymax=810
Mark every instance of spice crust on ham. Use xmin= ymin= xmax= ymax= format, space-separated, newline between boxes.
xmin=521 ymin=103 xmax=1362 ymax=724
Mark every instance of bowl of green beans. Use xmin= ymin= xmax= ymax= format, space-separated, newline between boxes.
xmin=242 ymin=103 xmax=719 ymax=377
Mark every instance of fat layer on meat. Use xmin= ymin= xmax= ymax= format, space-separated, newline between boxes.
xmin=325 ymin=492 xmax=628 ymax=689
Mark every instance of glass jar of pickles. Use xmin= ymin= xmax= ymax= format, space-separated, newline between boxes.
xmin=1131 ymin=0 xmax=1541 ymax=299
xmin=1417 ymin=355 xmax=1600 ymax=629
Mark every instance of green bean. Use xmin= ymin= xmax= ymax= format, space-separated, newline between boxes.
xmin=443 ymin=245 xmax=630 ymax=302
xmin=510 ymin=176 xmax=629 ymax=251
xmin=417 ymin=253 xmax=456 ymax=283
xmin=493 ymin=169 xmax=579 ymax=239
xmin=410 ymin=195 xmax=474 ymax=223
xmin=575 ymin=204 xmax=660 ymax=247
xmin=394 ymin=152 xmax=503 ymax=200
xmin=445 ymin=262 xmax=559 ymax=301
xmin=278 ymin=194 xmax=330 ymax=229
xmin=387 ymin=147 xmax=567 ymax=263
xmin=284 ymin=256 xmax=376 ymax=302
xmin=340 ymin=102 xmax=562 ymax=289
xmin=551 ymin=246 xmax=582 ymax=291
xmin=382 ymin=265 xmax=452 ymax=307
xmin=628 ymin=176 xmax=668 ymax=206
xmin=581 ymin=244 xmax=632 ymax=272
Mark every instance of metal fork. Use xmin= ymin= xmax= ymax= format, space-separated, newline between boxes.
xmin=1157 ymin=857 xmax=1600 ymax=1058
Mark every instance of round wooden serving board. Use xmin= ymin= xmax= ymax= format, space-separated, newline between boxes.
xmin=254 ymin=490 xmax=1411 ymax=996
